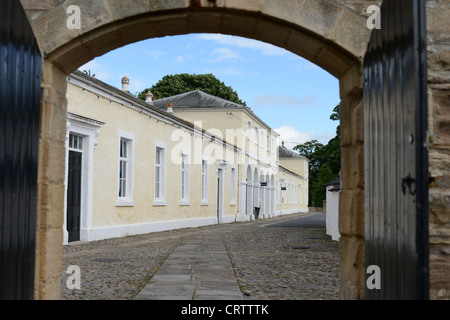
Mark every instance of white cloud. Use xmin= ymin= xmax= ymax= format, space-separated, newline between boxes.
xmin=174 ymin=56 xmax=184 ymax=63
xmin=146 ymin=49 xmax=166 ymax=59
xmin=210 ymin=48 xmax=242 ymax=62
xmin=254 ymin=94 xmax=317 ymax=108
xmin=274 ymin=125 xmax=334 ymax=150
xmin=198 ymin=34 xmax=288 ymax=56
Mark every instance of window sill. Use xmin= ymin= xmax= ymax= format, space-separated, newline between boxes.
xmin=116 ymin=199 xmax=135 ymax=207
xmin=230 ymin=201 xmax=237 ymax=206
xmin=180 ymin=200 xmax=190 ymax=206
xmin=201 ymin=201 xmax=209 ymax=206
xmin=153 ymin=200 xmax=167 ymax=206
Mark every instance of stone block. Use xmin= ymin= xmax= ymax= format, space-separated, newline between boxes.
xmin=426 ymin=4 xmax=450 ymax=37
xmin=34 ymin=227 xmax=63 ymax=297
xmin=254 ymin=19 xmax=292 ymax=49
xmin=218 ymin=0 xmax=264 ymax=12
xmin=437 ymin=119 xmax=450 ymax=141
xmin=434 ymin=90 xmax=450 ymax=116
xmin=39 ymin=87 xmax=67 ymax=143
xmin=37 ymin=182 xmax=65 ymax=229
xmin=285 ymin=29 xmax=325 ymax=63
xmin=38 ymin=138 xmax=66 ymax=184
xmin=339 ymin=188 xmax=364 ymax=237
xmin=351 ymin=99 xmax=364 ymax=145
xmin=297 ymin=0 xmax=344 ymax=39
xmin=188 ymin=11 xmax=222 ymax=34
xmin=340 ymin=144 xmax=364 ymax=190
xmin=339 ymin=64 xmax=363 ymax=99
xmin=261 ymin=0 xmax=306 ymax=26
xmin=315 ymin=44 xmax=354 ymax=78
xmin=20 ymin=0 xmax=53 ymax=10
xmin=330 ymin=9 xmax=370 ymax=59
xmin=339 ymin=235 xmax=365 ymax=299
xmin=220 ymin=12 xmax=258 ymax=39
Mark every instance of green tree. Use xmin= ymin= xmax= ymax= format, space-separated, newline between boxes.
xmin=137 ymin=73 xmax=246 ymax=105
xmin=294 ymin=103 xmax=341 ymax=206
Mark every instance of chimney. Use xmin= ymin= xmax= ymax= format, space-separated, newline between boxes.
xmin=167 ymin=102 xmax=173 ymax=114
xmin=121 ymin=76 xmax=130 ymax=93
xmin=145 ymin=91 xmax=154 ymax=105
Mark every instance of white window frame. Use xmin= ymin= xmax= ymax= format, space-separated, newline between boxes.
xmin=201 ymin=158 xmax=208 ymax=205
xmin=247 ymin=120 xmax=252 ymax=141
xmin=266 ymin=133 xmax=270 ymax=151
xmin=180 ymin=152 xmax=190 ymax=205
xmin=230 ymin=166 xmax=237 ymax=205
xmin=255 ymin=126 xmax=259 ymax=145
xmin=272 ymin=137 xmax=275 ymax=154
xmin=116 ymin=131 xmax=134 ymax=206
xmin=153 ymin=141 xmax=166 ymax=206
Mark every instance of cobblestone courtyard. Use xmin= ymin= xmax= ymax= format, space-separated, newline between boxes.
xmin=61 ymin=213 xmax=340 ymax=300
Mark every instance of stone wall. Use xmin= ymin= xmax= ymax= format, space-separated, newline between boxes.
xmin=19 ymin=0 xmax=370 ymax=300
xmin=426 ymin=0 xmax=450 ymax=300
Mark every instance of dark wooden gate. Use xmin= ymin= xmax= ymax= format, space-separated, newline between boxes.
xmin=67 ymin=151 xmax=82 ymax=242
xmin=0 ymin=0 xmax=42 ymax=299
xmin=363 ymin=0 xmax=429 ymax=299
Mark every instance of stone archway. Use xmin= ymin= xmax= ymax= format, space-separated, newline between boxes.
xmin=21 ymin=0 xmax=372 ymax=299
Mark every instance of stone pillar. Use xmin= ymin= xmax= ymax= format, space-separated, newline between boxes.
xmin=34 ymin=60 xmax=67 ymax=300
xmin=426 ymin=0 xmax=450 ymax=300
xmin=338 ymin=64 xmax=365 ymax=300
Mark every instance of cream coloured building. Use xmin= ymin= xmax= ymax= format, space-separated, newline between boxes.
xmin=64 ymin=71 xmax=308 ymax=244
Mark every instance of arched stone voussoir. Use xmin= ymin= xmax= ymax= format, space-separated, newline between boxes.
xmin=23 ymin=0 xmax=371 ymax=77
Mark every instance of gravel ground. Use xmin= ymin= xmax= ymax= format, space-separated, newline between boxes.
xmin=61 ymin=213 xmax=340 ymax=300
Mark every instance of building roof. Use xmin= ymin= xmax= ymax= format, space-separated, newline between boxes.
xmin=153 ymin=89 xmax=276 ymax=134
xmin=153 ymin=89 xmax=243 ymax=109
xmin=325 ymin=178 xmax=341 ymax=192
xmin=278 ymin=145 xmax=309 ymax=161
xmin=70 ymin=70 xmax=196 ymax=130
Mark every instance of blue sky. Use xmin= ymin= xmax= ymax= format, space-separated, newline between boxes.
xmin=79 ymin=33 xmax=340 ymax=150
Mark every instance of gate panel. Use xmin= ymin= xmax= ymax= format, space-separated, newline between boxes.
xmin=0 ymin=0 xmax=42 ymax=299
xmin=363 ymin=0 xmax=429 ymax=299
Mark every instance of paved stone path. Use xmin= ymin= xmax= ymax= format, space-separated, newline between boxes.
xmin=61 ymin=212 xmax=340 ymax=300
xmin=135 ymin=233 xmax=243 ymax=300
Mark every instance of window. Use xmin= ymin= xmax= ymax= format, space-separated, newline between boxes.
xmin=154 ymin=143 xmax=166 ymax=205
xmin=69 ymin=133 xmax=83 ymax=151
xmin=118 ymin=139 xmax=128 ymax=197
xmin=230 ymin=167 xmax=236 ymax=205
xmin=247 ymin=121 xmax=252 ymax=140
xmin=267 ymin=133 xmax=270 ymax=150
xmin=180 ymin=153 xmax=190 ymax=204
xmin=201 ymin=159 xmax=208 ymax=204
xmin=255 ymin=126 xmax=259 ymax=145
xmin=117 ymin=132 xmax=134 ymax=206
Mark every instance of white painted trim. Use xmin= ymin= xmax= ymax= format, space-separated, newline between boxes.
xmin=64 ymin=117 xmax=103 ymax=244
xmin=83 ymin=216 xmax=236 ymax=242
xmin=116 ymin=130 xmax=135 ymax=206
xmin=154 ymin=141 xmax=166 ymax=204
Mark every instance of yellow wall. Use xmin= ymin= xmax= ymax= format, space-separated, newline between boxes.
xmin=66 ymin=83 xmax=239 ymax=230
xmin=65 ymin=76 xmax=308 ymax=242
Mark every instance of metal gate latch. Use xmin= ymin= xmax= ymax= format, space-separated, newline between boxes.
xmin=401 ymin=173 xmax=416 ymax=196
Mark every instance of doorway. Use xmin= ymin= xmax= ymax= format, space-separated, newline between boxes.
xmin=67 ymin=150 xmax=82 ymax=242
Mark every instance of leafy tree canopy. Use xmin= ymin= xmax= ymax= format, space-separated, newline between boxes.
xmin=137 ymin=73 xmax=246 ymax=106
xmin=294 ymin=103 xmax=341 ymax=206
